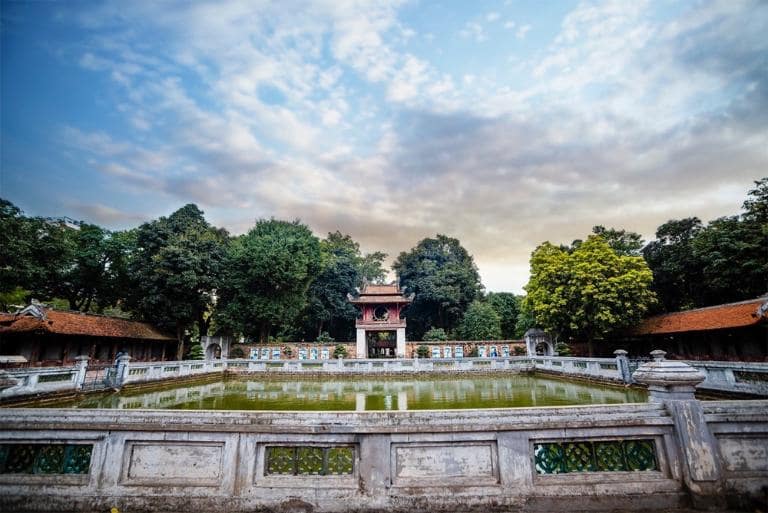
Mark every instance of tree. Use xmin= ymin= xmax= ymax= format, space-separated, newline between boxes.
xmin=302 ymin=231 xmax=386 ymax=341
xmin=422 ymin=327 xmax=448 ymax=341
xmin=524 ymin=235 xmax=656 ymax=355
xmin=591 ymin=225 xmax=644 ymax=256
xmin=187 ymin=342 xmax=204 ymax=360
xmin=642 ymin=218 xmax=704 ymax=312
xmin=393 ymin=234 xmax=483 ymax=339
xmin=0 ymin=199 xmax=44 ymax=308
xmin=127 ymin=204 xmax=228 ymax=359
xmin=457 ymin=300 xmax=502 ymax=340
xmin=216 ymin=219 xmax=321 ymax=343
xmin=486 ymin=292 xmax=520 ymax=339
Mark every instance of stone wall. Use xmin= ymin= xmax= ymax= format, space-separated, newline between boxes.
xmin=0 ymin=400 xmax=765 ymax=512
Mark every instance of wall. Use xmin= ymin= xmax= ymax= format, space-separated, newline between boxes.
xmin=0 ymin=400 xmax=765 ymax=512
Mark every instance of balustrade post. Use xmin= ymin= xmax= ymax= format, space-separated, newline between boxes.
xmin=74 ymin=355 xmax=90 ymax=390
xmin=115 ymin=354 xmax=131 ymax=387
xmin=614 ymin=349 xmax=631 ymax=383
xmin=633 ymin=350 xmax=724 ymax=509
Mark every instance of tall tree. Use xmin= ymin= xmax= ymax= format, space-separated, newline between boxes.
xmin=457 ymin=300 xmax=502 ymax=340
xmin=524 ymin=235 xmax=656 ymax=355
xmin=393 ymin=234 xmax=483 ymax=339
xmin=216 ymin=219 xmax=321 ymax=342
xmin=485 ymin=292 xmax=520 ymax=339
xmin=127 ymin=204 xmax=228 ymax=359
xmin=591 ymin=225 xmax=644 ymax=256
xmin=642 ymin=217 xmax=704 ymax=312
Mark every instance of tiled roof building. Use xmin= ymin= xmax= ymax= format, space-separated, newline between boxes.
xmin=0 ymin=304 xmax=175 ymax=366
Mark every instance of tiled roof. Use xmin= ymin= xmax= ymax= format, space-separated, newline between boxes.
xmin=0 ymin=307 xmax=174 ymax=341
xmin=350 ymin=295 xmax=412 ymax=304
xmin=360 ymin=284 xmax=402 ymax=295
xmin=631 ymin=297 xmax=768 ymax=336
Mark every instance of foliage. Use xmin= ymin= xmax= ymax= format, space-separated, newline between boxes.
xmin=524 ymin=235 xmax=656 ymax=355
xmin=643 ymin=179 xmax=768 ymax=311
xmin=317 ymin=331 xmax=335 ymax=343
xmin=301 ymin=232 xmax=385 ymax=341
xmin=514 ymin=304 xmax=537 ymax=338
xmin=393 ymin=234 xmax=483 ymax=339
xmin=554 ymin=342 xmax=572 ymax=356
xmin=126 ymin=204 xmax=228 ymax=359
xmin=216 ymin=219 xmax=321 ymax=343
xmin=187 ymin=342 xmax=204 ymax=360
xmin=422 ymin=327 xmax=448 ymax=341
xmin=513 ymin=345 xmax=526 ymax=355
xmin=416 ymin=344 xmax=430 ymax=358
xmin=333 ymin=344 xmax=348 ymax=358
xmin=457 ymin=300 xmax=502 ymax=340
xmin=485 ymin=292 xmax=520 ymax=339
xmin=229 ymin=345 xmax=246 ymax=359
xmin=591 ymin=225 xmax=644 ymax=256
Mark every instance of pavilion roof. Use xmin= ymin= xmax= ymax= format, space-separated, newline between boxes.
xmin=631 ymin=296 xmax=768 ymax=336
xmin=0 ymin=305 xmax=174 ymax=341
xmin=349 ymin=283 xmax=413 ymax=304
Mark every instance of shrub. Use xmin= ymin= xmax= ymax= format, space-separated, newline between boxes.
xmin=317 ymin=331 xmax=335 ymax=343
xmin=423 ymin=327 xmax=448 ymax=341
xmin=333 ymin=344 xmax=348 ymax=358
xmin=187 ymin=342 xmax=204 ymax=360
xmin=229 ymin=345 xmax=246 ymax=359
xmin=416 ymin=344 xmax=430 ymax=358
xmin=513 ymin=345 xmax=526 ymax=356
xmin=555 ymin=342 xmax=572 ymax=356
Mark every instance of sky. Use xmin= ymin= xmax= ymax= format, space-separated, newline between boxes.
xmin=1 ymin=0 xmax=766 ymax=293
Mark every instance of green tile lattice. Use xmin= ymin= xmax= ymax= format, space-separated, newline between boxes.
xmin=534 ymin=439 xmax=657 ymax=474
xmin=0 ymin=444 xmax=92 ymax=475
xmin=266 ymin=446 xmax=354 ymax=476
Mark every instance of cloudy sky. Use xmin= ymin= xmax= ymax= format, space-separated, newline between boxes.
xmin=1 ymin=0 xmax=766 ymax=292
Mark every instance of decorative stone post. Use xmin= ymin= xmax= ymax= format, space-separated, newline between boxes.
xmin=632 ymin=350 xmax=724 ymax=509
xmin=613 ymin=349 xmax=631 ymax=384
xmin=74 ymin=355 xmax=90 ymax=390
xmin=115 ymin=354 xmax=132 ymax=387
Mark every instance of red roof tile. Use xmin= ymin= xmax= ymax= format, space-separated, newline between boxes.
xmin=349 ymin=295 xmax=413 ymax=304
xmin=632 ymin=297 xmax=768 ymax=335
xmin=0 ymin=308 xmax=174 ymax=341
xmin=360 ymin=284 xmax=402 ymax=295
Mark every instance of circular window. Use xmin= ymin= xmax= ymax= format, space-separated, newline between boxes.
xmin=373 ymin=306 xmax=389 ymax=321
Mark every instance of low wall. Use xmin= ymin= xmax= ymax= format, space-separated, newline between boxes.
xmin=3 ymin=355 xmax=768 ymax=401
xmin=0 ymin=400 xmax=765 ymax=512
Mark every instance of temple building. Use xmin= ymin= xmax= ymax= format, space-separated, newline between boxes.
xmin=349 ymin=283 xmax=413 ymax=358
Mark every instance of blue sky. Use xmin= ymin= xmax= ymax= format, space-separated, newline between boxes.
xmin=1 ymin=0 xmax=766 ymax=292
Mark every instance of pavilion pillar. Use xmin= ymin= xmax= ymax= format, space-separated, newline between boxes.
xmin=356 ymin=329 xmax=366 ymax=359
xmin=396 ymin=328 xmax=406 ymax=358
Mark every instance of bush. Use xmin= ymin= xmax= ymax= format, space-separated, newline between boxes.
xmin=416 ymin=344 xmax=430 ymax=358
xmin=229 ymin=345 xmax=246 ymax=359
xmin=423 ymin=327 xmax=448 ymax=341
xmin=555 ymin=342 xmax=572 ymax=356
xmin=513 ymin=346 xmax=526 ymax=356
xmin=187 ymin=342 xmax=204 ymax=360
xmin=284 ymin=346 xmax=293 ymax=358
xmin=317 ymin=331 xmax=335 ymax=343
xmin=333 ymin=344 xmax=348 ymax=358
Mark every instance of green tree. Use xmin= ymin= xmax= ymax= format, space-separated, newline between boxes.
xmin=514 ymin=303 xmax=536 ymax=338
xmin=486 ymin=292 xmax=520 ymax=339
xmin=457 ymin=300 xmax=502 ymax=340
xmin=127 ymin=204 xmax=228 ymax=359
xmin=642 ymin=218 xmax=704 ymax=312
xmin=393 ymin=234 xmax=483 ymax=339
xmin=591 ymin=225 xmax=644 ymax=256
xmin=302 ymin=232 xmax=386 ymax=340
xmin=416 ymin=344 xmax=430 ymax=358
xmin=187 ymin=342 xmax=204 ymax=360
xmin=422 ymin=327 xmax=448 ymax=341
xmin=216 ymin=219 xmax=321 ymax=342
xmin=333 ymin=344 xmax=348 ymax=358
xmin=524 ymin=235 xmax=656 ymax=355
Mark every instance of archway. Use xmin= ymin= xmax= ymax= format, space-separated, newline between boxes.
xmin=205 ymin=344 xmax=222 ymax=360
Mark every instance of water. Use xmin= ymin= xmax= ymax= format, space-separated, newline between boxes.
xmin=39 ymin=374 xmax=647 ymax=411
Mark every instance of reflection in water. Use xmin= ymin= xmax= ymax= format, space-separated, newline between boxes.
xmin=43 ymin=375 xmax=647 ymax=411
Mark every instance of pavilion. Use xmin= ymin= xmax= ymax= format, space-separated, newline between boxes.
xmin=348 ymin=283 xmax=413 ymax=358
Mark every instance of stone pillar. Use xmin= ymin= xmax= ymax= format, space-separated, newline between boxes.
xmin=632 ymin=350 xmax=724 ymax=509
xmin=74 ymin=355 xmax=90 ymax=389
xmin=614 ymin=349 xmax=631 ymax=383
xmin=115 ymin=354 xmax=132 ymax=387
xmin=396 ymin=328 xmax=406 ymax=359
xmin=356 ymin=329 xmax=366 ymax=359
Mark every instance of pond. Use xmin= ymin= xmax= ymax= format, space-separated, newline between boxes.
xmin=40 ymin=374 xmax=647 ymax=411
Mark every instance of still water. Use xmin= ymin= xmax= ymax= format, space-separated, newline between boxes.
xmin=43 ymin=374 xmax=646 ymax=411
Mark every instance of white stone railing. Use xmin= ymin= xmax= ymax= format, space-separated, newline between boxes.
xmin=685 ymin=360 xmax=768 ymax=396
xmin=0 ymin=366 xmax=81 ymax=398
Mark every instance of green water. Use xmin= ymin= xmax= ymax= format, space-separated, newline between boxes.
xmin=42 ymin=374 xmax=647 ymax=411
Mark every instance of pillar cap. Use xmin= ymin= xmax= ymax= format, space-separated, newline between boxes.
xmin=74 ymin=355 xmax=90 ymax=361
xmin=632 ymin=350 xmax=705 ymax=388
xmin=613 ymin=349 xmax=628 ymax=356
